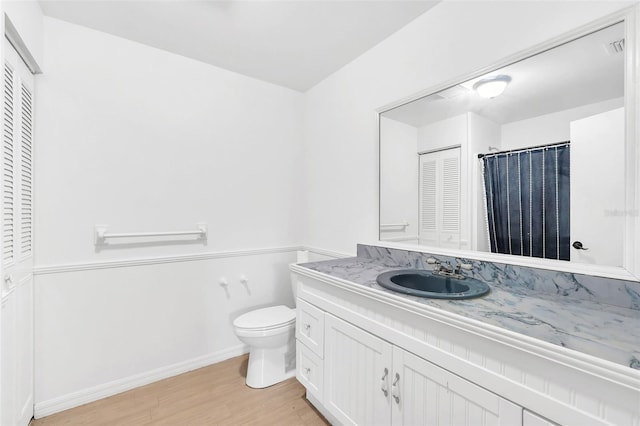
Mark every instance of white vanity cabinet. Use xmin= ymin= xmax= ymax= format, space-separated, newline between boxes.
xmin=292 ymin=266 xmax=640 ymax=426
xmin=522 ymin=411 xmax=559 ymax=426
xmin=322 ymin=312 xmax=521 ymax=426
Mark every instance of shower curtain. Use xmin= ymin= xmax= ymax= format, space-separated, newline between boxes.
xmin=482 ymin=143 xmax=570 ymax=261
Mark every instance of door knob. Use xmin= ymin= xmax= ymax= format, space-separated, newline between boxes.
xmin=572 ymin=241 xmax=589 ymax=250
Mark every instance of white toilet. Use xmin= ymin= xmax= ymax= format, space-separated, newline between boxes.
xmin=232 ymin=251 xmax=306 ymax=388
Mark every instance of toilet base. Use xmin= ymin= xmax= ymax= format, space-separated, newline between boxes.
xmin=245 ymin=337 xmax=296 ymax=388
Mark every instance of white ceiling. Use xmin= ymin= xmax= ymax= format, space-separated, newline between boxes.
xmin=39 ymin=0 xmax=438 ymax=92
xmin=382 ymin=22 xmax=625 ymax=127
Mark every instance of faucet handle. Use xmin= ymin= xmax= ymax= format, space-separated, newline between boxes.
xmin=454 ymin=262 xmax=473 ymax=275
xmin=427 ymin=257 xmax=441 ymax=272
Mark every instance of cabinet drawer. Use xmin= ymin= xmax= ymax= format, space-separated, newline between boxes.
xmin=296 ymin=342 xmax=324 ymax=403
xmin=296 ymin=299 xmax=324 ymax=357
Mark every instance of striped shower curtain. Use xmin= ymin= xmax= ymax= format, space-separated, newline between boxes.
xmin=482 ymin=143 xmax=570 ymax=261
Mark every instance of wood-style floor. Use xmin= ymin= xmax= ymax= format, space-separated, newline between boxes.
xmin=31 ymin=354 xmax=329 ymax=426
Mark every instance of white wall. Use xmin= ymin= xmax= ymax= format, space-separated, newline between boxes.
xmin=417 ymin=114 xmax=467 ymax=153
xmin=379 ymin=117 xmax=418 ymax=242
xmin=34 ymin=17 xmax=303 ymax=415
xmin=36 ymin=17 xmax=303 ymax=265
xmin=302 ymin=0 xmax=634 ymax=254
xmin=501 ymin=97 xmax=624 ymax=150
xmin=34 ymin=251 xmax=296 ymax=416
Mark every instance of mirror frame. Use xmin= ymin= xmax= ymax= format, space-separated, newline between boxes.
xmin=375 ymin=6 xmax=640 ymax=282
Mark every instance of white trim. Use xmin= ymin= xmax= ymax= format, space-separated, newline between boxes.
xmin=627 ymin=5 xmax=640 ymax=279
xmin=290 ymin=264 xmax=640 ymax=388
xmin=3 ymin=14 xmax=41 ymax=74
xmin=34 ymin=344 xmax=249 ymax=419
xmin=34 ymin=246 xmax=303 ymax=275
xmin=375 ymin=8 xmax=633 ymax=115
xmin=33 ymin=245 xmax=350 ymax=275
xmin=376 ymin=6 xmax=640 ymax=283
xmin=303 ymin=246 xmax=352 ymax=259
xmin=380 ymin=235 xmax=419 ymax=243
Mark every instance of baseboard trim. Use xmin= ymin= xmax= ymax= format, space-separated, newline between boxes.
xmin=34 ymin=344 xmax=249 ymax=419
xmin=33 ymin=245 xmax=351 ymax=275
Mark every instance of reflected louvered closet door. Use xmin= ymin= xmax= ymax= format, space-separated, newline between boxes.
xmin=419 ymin=157 xmax=437 ymax=246
xmin=418 ymin=148 xmax=461 ymax=248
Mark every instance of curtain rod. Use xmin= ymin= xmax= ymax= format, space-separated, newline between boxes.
xmin=477 ymin=141 xmax=570 ymax=159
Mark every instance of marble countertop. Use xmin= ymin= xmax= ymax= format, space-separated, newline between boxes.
xmin=297 ymin=256 xmax=640 ymax=371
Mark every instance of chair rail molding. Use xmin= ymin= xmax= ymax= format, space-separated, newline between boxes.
xmin=33 ymin=245 xmax=352 ymax=275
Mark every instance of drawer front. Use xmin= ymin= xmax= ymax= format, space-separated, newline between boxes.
xmin=296 ymin=299 xmax=325 ymax=357
xmin=297 ymin=342 xmax=324 ymax=403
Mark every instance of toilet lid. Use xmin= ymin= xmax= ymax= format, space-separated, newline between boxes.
xmin=233 ymin=305 xmax=295 ymax=330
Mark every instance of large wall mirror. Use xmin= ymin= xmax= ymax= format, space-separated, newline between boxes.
xmin=379 ymin=12 xmax=639 ymax=280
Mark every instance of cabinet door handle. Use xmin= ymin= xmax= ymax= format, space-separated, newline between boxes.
xmin=392 ymin=373 xmax=400 ymax=403
xmin=380 ymin=368 xmax=389 ymax=396
xmin=304 ymin=323 xmax=311 ymax=335
xmin=3 ymin=274 xmax=14 ymax=291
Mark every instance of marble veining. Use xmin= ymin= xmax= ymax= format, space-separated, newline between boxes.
xmin=299 ymin=248 xmax=640 ymax=371
xmin=357 ymin=244 xmax=640 ymax=310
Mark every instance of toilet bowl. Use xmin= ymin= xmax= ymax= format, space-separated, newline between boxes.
xmin=233 ymin=305 xmax=296 ymax=388
xmin=233 ymin=251 xmax=307 ymax=388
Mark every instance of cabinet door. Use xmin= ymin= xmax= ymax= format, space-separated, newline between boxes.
xmin=391 ymin=347 xmax=521 ymax=426
xmin=324 ymin=314 xmax=392 ymax=426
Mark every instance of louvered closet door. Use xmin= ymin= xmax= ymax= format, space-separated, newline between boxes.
xmin=418 ymin=148 xmax=461 ymax=248
xmin=2 ymin=38 xmax=35 ymax=426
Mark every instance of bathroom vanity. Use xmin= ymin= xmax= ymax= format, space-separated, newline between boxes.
xmin=290 ymin=246 xmax=640 ymax=426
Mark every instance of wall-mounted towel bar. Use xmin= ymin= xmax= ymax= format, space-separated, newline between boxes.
xmin=94 ymin=223 xmax=207 ymax=244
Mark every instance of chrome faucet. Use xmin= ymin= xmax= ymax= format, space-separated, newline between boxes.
xmin=439 ymin=261 xmax=453 ymax=274
xmin=427 ymin=257 xmax=472 ymax=279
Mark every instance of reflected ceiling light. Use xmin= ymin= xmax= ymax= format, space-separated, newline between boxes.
xmin=472 ymin=75 xmax=512 ymax=99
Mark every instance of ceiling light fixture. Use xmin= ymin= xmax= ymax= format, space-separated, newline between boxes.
xmin=472 ymin=75 xmax=512 ymax=99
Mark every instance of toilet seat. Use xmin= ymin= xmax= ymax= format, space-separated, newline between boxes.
xmin=233 ymin=305 xmax=295 ymax=332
